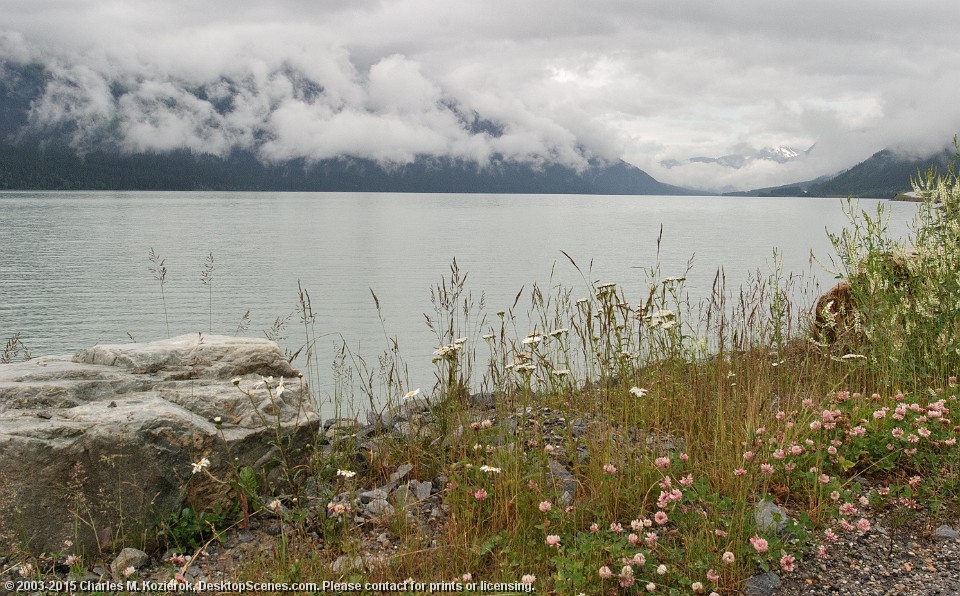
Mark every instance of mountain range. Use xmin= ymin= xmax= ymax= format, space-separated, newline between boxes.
xmin=0 ymin=59 xmax=954 ymax=196
xmin=726 ymin=147 xmax=955 ymax=198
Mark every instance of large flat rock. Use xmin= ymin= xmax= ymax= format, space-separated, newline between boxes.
xmin=0 ymin=334 xmax=319 ymax=555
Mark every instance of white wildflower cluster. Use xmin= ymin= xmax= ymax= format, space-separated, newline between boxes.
xmin=433 ymin=338 xmax=467 ymax=362
xmin=505 ymin=351 xmax=533 ymax=370
xmin=522 ymin=333 xmax=543 ymax=345
xmin=645 ymin=309 xmax=677 ymax=329
xmin=596 ymin=282 xmax=617 ymax=297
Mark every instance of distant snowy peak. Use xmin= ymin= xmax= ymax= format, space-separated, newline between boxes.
xmin=661 ymin=145 xmax=811 ymax=170
xmin=759 ymin=146 xmax=801 ymax=160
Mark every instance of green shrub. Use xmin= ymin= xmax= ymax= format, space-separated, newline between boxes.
xmin=828 ymin=143 xmax=960 ymax=384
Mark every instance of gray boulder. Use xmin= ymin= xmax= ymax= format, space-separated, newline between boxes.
xmin=0 ymin=334 xmax=319 ymax=555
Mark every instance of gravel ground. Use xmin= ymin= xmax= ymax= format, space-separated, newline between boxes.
xmin=776 ymin=513 xmax=960 ymax=595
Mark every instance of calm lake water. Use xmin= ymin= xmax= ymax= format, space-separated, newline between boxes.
xmin=0 ymin=191 xmax=918 ymax=411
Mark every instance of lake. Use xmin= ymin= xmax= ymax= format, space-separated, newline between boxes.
xmin=0 ymin=191 xmax=919 ymax=413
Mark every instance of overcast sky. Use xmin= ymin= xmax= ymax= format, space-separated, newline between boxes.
xmin=2 ymin=0 xmax=958 ymax=191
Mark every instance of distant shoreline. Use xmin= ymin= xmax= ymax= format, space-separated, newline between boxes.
xmin=892 ymin=191 xmax=923 ymax=202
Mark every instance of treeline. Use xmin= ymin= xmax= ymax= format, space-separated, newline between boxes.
xmin=803 ymin=148 xmax=955 ymax=198
xmin=0 ymin=142 xmax=692 ymax=195
xmin=0 ymin=144 xmax=293 ymax=191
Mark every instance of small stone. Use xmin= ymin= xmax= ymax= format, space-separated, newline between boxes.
xmin=331 ymin=555 xmax=364 ymax=574
xmin=400 ymin=392 xmax=439 ymax=416
xmin=933 ymin=525 xmax=959 ymax=541
xmin=366 ymin=498 xmax=395 ymax=517
xmin=469 ymin=392 xmax=496 ymax=408
xmin=754 ymin=499 xmax=789 ymax=534
xmin=547 ymin=459 xmax=577 ymax=506
xmin=390 ymin=463 xmax=413 ymax=483
xmin=359 ymin=489 xmax=388 ymax=504
xmin=392 ymin=485 xmax=412 ymax=510
xmin=323 ymin=418 xmax=362 ymax=441
xmin=412 ymin=480 xmax=432 ymax=501
xmin=744 ymin=571 xmax=782 ymax=596
xmin=110 ymin=548 xmax=149 ymax=579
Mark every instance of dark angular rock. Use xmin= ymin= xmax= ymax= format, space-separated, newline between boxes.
xmin=745 ymin=571 xmax=782 ymax=596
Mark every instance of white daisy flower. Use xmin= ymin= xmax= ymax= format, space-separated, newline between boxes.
xmin=191 ymin=457 xmax=211 ymax=474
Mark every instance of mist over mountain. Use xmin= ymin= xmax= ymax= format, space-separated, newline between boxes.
xmin=661 ymin=145 xmax=811 ymax=171
xmin=0 ymin=59 xmax=695 ymax=194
